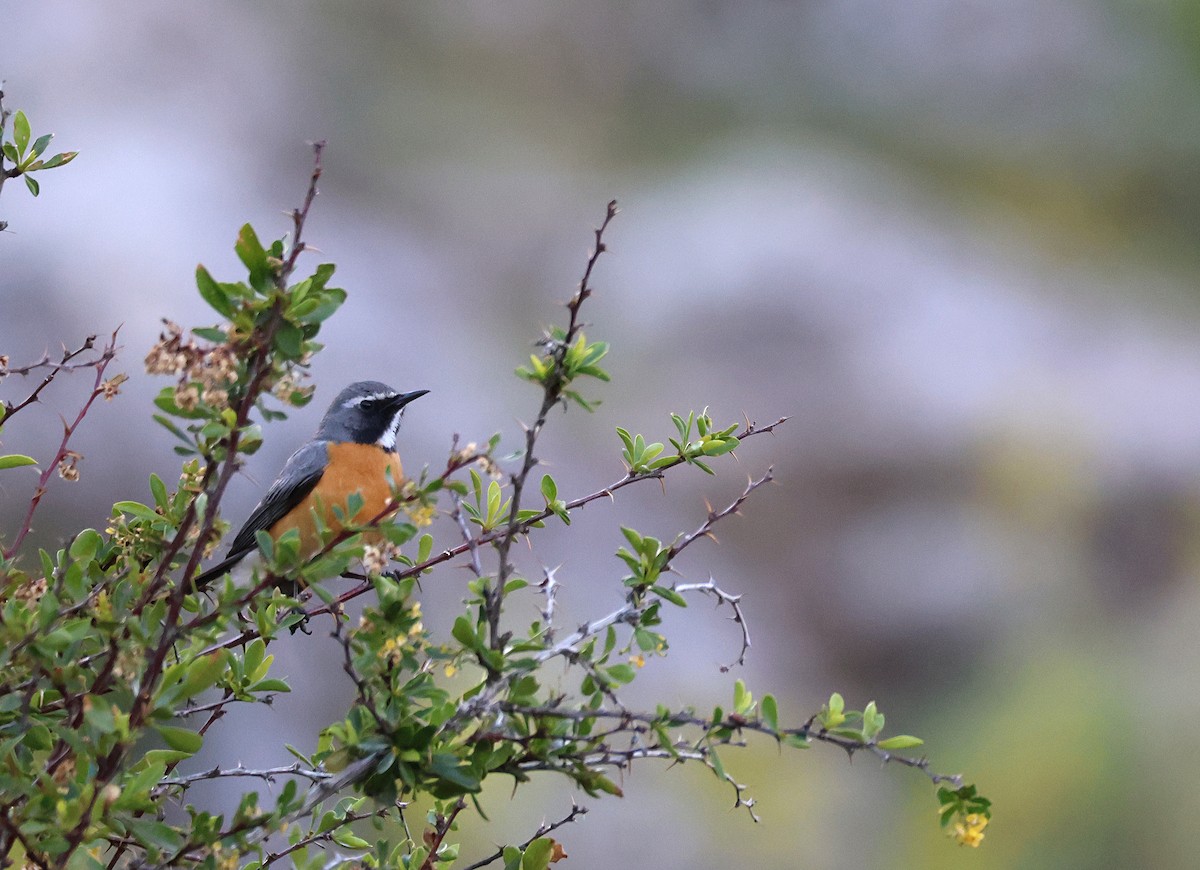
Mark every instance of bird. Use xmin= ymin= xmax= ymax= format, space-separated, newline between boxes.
xmin=191 ymin=380 xmax=428 ymax=590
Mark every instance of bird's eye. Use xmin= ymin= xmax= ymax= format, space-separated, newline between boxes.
xmin=360 ymin=399 xmax=378 ymax=412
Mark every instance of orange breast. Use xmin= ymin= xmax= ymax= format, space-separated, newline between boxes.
xmin=269 ymin=442 xmax=402 ymax=557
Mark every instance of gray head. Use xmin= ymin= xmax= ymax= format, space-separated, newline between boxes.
xmin=316 ymin=381 xmax=429 ymax=448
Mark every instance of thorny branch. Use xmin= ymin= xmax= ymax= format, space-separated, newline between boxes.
xmin=252 ymin=402 xmax=783 ymax=850
xmin=196 ymin=416 xmax=786 ymax=658
xmin=459 ymin=802 xmax=588 ymax=870
xmin=496 ymin=701 xmax=965 ymax=815
xmin=279 ymin=140 xmax=325 ymax=282
xmin=3 ymin=329 xmax=122 ymax=559
xmin=261 ymin=804 xmax=397 ymax=867
xmin=1 ymin=333 xmax=114 ymax=421
xmin=101 ymin=146 xmax=329 ymax=870
xmin=155 ymin=762 xmax=334 ymax=795
xmin=486 ymin=200 xmax=619 ymax=658
xmin=419 ymin=798 xmax=466 ymax=870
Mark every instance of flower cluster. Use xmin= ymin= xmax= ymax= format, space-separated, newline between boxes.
xmin=404 ymin=503 xmax=437 ymax=528
xmin=362 ymin=541 xmax=401 ymax=574
xmin=144 ymin=320 xmax=238 ymax=410
xmin=100 ymin=373 xmax=129 ymax=401
xmin=951 ymin=812 xmax=988 ymax=847
xmin=453 ymin=441 xmax=503 ymax=481
xmin=57 ymin=449 xmax=82 ymax=481
xmin=377 ymin=602 xmax=426 ymax=664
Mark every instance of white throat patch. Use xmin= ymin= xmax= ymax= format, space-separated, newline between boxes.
xmin=377 ymin=413 xmax=402 ymax=450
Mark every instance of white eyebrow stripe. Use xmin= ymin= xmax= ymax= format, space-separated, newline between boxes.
xmin=345 ymin=391 xmax=399 ymax=408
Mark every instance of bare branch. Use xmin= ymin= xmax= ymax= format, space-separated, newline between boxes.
xmin=155 ymin=762 xmax=334 ymax=794
xmin=675 ymin=577 xmax=752 ymax=672
xmin=3 ymin=329 xmax=121 ymax=558
xmin=279 ymin=141 xmax=325 ymax=284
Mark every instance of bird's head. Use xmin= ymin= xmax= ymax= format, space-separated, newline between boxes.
xmin=317 ymin=380 xmax=429 ymax=448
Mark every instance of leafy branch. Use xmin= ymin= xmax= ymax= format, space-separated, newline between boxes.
xmin=0 ymin=88 xmax=77 ymax=203
xmin=0 ymin=146 xmax=992 ymax=870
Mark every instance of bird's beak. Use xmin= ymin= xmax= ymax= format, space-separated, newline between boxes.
xmin=389 ymin=389 xmax=429 ymax=412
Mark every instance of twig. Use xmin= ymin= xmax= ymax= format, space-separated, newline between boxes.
xmin=0 ymin=87 xmax=11 ymax=202
xmin=154 ymin=762 xmax=333 ymax=794
xmin=3 ymin=329 xmax=121 ymax=558
xmin=667 ymin=467 xmax=774 ymax=561
xmin=419 ymin=798 xmax=466 ymax=870
xmin=497 ymin=702 xmax=965 ymax=790
xmin=459 ymin=802 xmax=588 ymax=870
xmin=675 ymin=578 xmax=752 ymax=672
xmin=1 ymin=333 xmax=109 ymax=422
xmin=486 ymin=200 xmax=619 ymax=656
xmin=262 ymin=804 xmax=395 ymax=867
xmin=279 ymin=141 xmax=325 ymax=282
xmin=333 ymin=612 xmax=389 ymax=733
xmin=537 ymin=562 xmax=561 ymax=643
xmin=450 ymin=490 xmax=486 ymax=580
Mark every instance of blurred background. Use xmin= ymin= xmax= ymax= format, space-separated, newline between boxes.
xmin=5 ymin=1 xmax=1200 ymax=866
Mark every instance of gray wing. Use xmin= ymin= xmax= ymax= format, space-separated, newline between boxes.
xmin=224 ymin=440 xmax=329 ymax=559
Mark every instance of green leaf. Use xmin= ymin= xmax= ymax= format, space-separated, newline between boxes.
xmin=452 ymin=615 xmax=480 ymax=649
xmin=23 ymin=174 xmax=39 ymax=196
xmin=125 ymin=818 xmax=185 ymax=853
xmin=331 ymin=829 xmax=371 ymax=850
xmin=13 ymin=111 xmax=30 ymax=156
xmin=112 ymin=500 xmax=160 ymax=522
xmin=69 ymin=529 xmax=102 ymax=562
xmin=429 ymin=754 xmax=481 ymax=792
xmin=244 ymin=638 xmax=266 ymax=679
xmin=195 ymin=265 xmax=236 ymax=317
xmin=249 ymin=678 xmax=291 ymax=693
xmin=651 ymin=585 xmax=687 ymax=607
xmin=877 ymin=735 xmax=924 ymax=751
xmin=149 ymin=473 xmax=169 ymax=511
xmin=862 ymin=700 xmax=884 ymax=740
xmin=0 ymin=454 xmax=37 ymax=470
xmin=708 ymin=746 xmax=726 ymax=781
xmin=29 ymin=132 xmax=52 ymax=160
xmin=521 ymin=838 xmax=553 ymax=870
xmin=275 ymin=320 xmax=305 ymax=358
xmin=38 ymin=151 xmax=77 ymax=170
xmin=235 ymin=223 xmax=272 ymax=289
xmin=733 ymin=679 xmax=751 ymax=715
xmin=761 ymin=694 xmax=779 ymax=732
xmin=417 ymin=533 xmax=433 ymax=564
xmin=606 ymin=663 xmax=636 ymax=684
xmin=179 ymin=652 xmax=227 ymax=699
xmin=154 ymin=724 xmax=204 ymax=754
xmin=701 ymin=436 xmax=739 ymax=456
xmin=540 ymin=474 xmax=557 ymax=502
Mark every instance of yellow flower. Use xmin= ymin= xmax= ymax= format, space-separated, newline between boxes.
xmin=951 ymin=813 xmax=988 ymax=848
xmin=444 ymin=663 xmax=458 ymax=678
xmin=630 ymin=654 xmax=646 ymax=669
xmin=405 ymin=503 xmax=437 ymax=528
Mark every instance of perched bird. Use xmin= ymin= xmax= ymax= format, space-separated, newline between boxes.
xmin=192 ymin=380 xmax=428 ymax=590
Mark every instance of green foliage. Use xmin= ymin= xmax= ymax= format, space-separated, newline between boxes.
xmin=0 ymin=173 xmax=989 ymax=868
xmin=0 ymin=105 xmax=77 ymax=198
